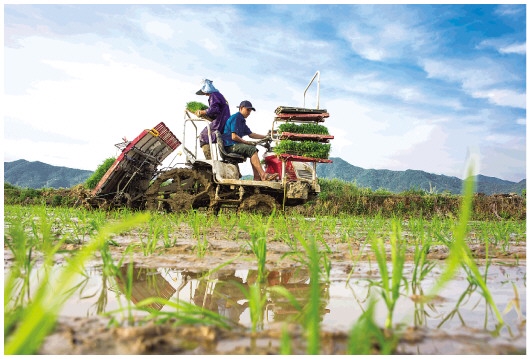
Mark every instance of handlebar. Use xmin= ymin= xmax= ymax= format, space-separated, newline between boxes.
xmin=252 ymin=136 xmax=272 ymax=151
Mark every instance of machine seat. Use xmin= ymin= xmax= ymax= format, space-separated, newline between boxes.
xmin=215 ymin=131 xmax=246 ymax=164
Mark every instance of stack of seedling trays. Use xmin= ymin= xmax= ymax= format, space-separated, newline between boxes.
xmin=273 ymin=106 xmax=333 ymax=164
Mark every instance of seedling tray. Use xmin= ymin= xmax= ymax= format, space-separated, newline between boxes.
xmin=279 ymin=132 xmax=334 ymax=142
xmin=276 ymin=153 xmax=333 ymax=163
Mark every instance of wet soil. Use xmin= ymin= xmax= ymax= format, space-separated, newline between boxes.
xmin=6 ymin=224 xmax=526 ymax=355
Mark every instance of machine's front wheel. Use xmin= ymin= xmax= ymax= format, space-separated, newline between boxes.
xmin=145 ymin=168 xmax=212 ymax=212
xmin=238 ymin=194 xmax=279 ymax=216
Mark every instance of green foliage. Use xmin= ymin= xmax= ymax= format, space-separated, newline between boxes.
xmin=238 ymin=213 xmax=272 ymax=283
xmin=186 ymin=101 xmax=208 ymax=112
xmin=370 ymin=220 xmax=406 ymax=329
xmin=347 ymin=299 xmax=397 ymax=354
xmin=428 ymin=164 xmax=504 ymax=325
xmin=278 ymin=123 xmax=329 ymax=135
xmin=273 ymin=140 xmax=331 ymax=159
xmin=4 ymin=212 xmax=150 ymax=354
xmin=85 ymin=157 xmax=116 ymax=189
xmin=133 ymin=297 xmax=232 ymax=329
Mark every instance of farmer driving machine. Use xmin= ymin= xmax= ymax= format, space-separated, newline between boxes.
xmin=87 ymin=71 xmax=334 ymax=214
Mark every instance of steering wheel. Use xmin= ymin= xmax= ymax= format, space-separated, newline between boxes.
xmin=253 ymin=136 xmax=272 ymax=151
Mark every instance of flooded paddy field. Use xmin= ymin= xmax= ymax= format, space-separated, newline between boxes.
xmin=4 ymin=205 xmax=526 ymax=355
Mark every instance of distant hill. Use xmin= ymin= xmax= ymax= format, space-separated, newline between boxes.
xmin=4 ymin=159 xmax=93 ymax=189
xmin=317 ymin=157 xmax=525 ymax=195
xmin=4 ymin=158 xmax=526 ymax=195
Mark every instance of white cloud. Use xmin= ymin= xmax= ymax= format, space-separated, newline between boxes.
xmin=499 ymin=42 xmax=526 ymax=55
xmin=477 ymin=39 xmax=526 ymax=55
xmin=337 ymin=6 xmax=433 ymax=62
xmin=516 ymin=118 xmax=526 ymax=126
xmin=485 ymin=134 xmax=519 ymax=144
xmin=144 ymin=20 xmax=174 ymax=40
xmin=4 ymin=37 xmax=198 ymax=170
xmin=471 ymin=89 xmax=526 ymax=109
xmin=422 ymin=58 xmax=525 ymax=109
xmin=494 ymin=4 xmax=524 ymax=17
xmin=323 ymin=96 xmax=458 ymax=173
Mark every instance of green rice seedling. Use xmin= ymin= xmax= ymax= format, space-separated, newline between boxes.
xmin=90 ymin=241 xmax=129 ymax=316
xmin=144 ymin=214 xmax=174 ymax=251
xmin=216 ymin=212 xmax=240 ymax=240
xmin=188 ymin=210 xmax=209 ymax=256
xmin=239 ymin=213 xmax=273 ymax=283
xmin=408 ymin=217 xmax=436 ymax=294
xmin=139 ymin=224 xmax=159 ymax=256
xmin=436 ymin=280 xmax=477 ymax=328
xmin=29 ymin=206 xmax=54 ymax=256
xmin=487 ymin=220 xmax=515 ymax=253
xmin=280 ymin=323 xmax=292 ymax=354
xmin=280 ymin=230 xmax=326 ymax=353
xmin=370 ymin=219 xmax=406 ymax=330
xmin=247 ymin=282 xmax=267 ymax=333
xmin=347 ymin=298 xmax=398 ymax=354
xmin=4 ymin=212 xmax=150 ymax=355
xmin=411 ymin=286 xmax=439 ymax=327
xmin=52 ymin=206 xmax=102 ymax=244
xmin=304 ymin=235 xmax=323 ymax=354
xmin=155 ymin=211 xmax=182 ymax=247
xmin=322 ymin=215 xmax=340 ymax=236
xmin=428 ymin=164 xmax=504 ymax=325
xmin=4 ymin=220 xmax=35 ymax=312
xmin=273 ymin=139 xmax=331 ymax=159
xmin=285 ymin=226 xmax=331 ymax=284
xmin=4 ymin=206 xmax=66 ymax=313
xmin=278 ymin=122 xmax=329 ymax=135
xmin=195 ymin=235 xmax=209 ymax=258
xmin=188 ymin=210 xmax=203 ymax=239
xmin=186 ymin=101 xmax=208 ymax=113
xmin=112 ymin=293 xmax=232 ymax=329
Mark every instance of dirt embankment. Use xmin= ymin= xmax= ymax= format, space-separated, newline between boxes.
xmin=5 ymin=185 xmax=526 ymax=220
xmin=291 ymin=193 xmax=525 ymax=220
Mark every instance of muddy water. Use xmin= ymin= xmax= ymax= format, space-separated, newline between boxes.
xmin=4 ymin=214 xmax=526 ymax=355
xmin=35 ymin=257 xmax=525 ymax=355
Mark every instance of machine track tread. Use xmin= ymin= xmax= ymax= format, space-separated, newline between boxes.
xmin=145 ymin=168 xmax=212 ymax=212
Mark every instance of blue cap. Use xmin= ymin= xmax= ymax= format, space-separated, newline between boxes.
xmin=196 ymin=79 xmax=219 ymax=95
xmin=238 ymin=100 xmax=256 ymax=111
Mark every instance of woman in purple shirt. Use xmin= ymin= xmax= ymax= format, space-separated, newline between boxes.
xmin=195 ymin=79 xmax=230 ymax=159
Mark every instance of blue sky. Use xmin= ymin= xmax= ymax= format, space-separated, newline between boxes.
xmin=4 ymin=4 xmax=526 ymax=182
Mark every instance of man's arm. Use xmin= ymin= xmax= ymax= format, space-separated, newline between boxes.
xmin=248 ymin=133 xmax=267 ymax=140
xmin=231 ymin=132 xmax=255 ymax=145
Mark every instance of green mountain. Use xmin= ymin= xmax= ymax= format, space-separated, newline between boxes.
xmin=317 ymin=157 xmax=525 ymax=195
xmin=4 ymin=159 xmax=93 ymax=189
xmin=4 ymin=158 xmax=526 ymax=195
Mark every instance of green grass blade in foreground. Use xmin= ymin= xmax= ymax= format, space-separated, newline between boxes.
xmin=4 ymin=212 xmax=150 ymax=355
xmin=305 ymin=236 xmax=322 ymax=355
xmin=347 ymin=298 xmax=397 ymax=354
xmin=427 ymin=164 xmax=504 ymax=325
xmin=133 ymin=297 xmax=233 ymax=329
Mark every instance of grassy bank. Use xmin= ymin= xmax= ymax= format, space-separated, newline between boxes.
xmin=4 ymin=178 xmax=526 ymax=220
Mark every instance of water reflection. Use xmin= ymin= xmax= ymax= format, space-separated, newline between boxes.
xmin=47 ymin=261 xmax=524 ymax=352
xmin=111 ymin=266 xmax=331 ymax=326
xmin=114 ymin=267 xmax=176 ymax=311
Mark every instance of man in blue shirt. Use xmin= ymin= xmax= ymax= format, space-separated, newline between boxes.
xmin=222 ymin=101 xmax=279 ymax=181
xmin=195 ymin=79 xmax=231 ymax=159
